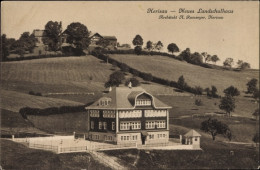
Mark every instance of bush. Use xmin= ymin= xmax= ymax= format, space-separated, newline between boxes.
xmin=28 ymin=91 xmax=35 ymax=95
xmin=195 ymin=99 xmax=203 ymax=106
xmin=35 ymin=92 xmax=42 ymax=96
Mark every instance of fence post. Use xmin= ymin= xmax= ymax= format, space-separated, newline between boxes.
xmin=73 ymin=132 xmax=76 ymax=139
xmin=12 ymin=135 xmax=15 ymax=141
xmin=179 ymin=135 xmax=182 ymax=144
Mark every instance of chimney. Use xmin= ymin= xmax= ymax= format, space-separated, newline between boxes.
xmin=128 ymin=82 xmax=132 ymax=89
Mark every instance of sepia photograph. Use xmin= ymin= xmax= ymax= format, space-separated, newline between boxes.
xmin=0 ymin=1 xmax=259 ymax=169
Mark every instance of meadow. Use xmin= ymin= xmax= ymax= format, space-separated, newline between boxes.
xmin=1 ymin=55 xmax=113 ymax=94
xmin=109 ymin=54 xmax=259 ymax=96
xmin=0 ymin=89 xmax=83 ymax=112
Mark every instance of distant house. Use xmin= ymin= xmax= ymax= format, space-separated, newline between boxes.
xmin=89 ymin=33 xmax=117 ymax=50
xmin=85 ymin=86 xmax=171 ymax=145
xmin=32 ymin=29 xmax=47 ymax=47
xmin=32 ymin=29 xmax=48 ymax=54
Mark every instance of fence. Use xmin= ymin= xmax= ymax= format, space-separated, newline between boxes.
xmin=29 ymin=143 xmax=59 ymax=153
xmin=60 ymin=146 xmax=87 ymax=153
xmin=91 ymin=142 xmax=137 ymax=151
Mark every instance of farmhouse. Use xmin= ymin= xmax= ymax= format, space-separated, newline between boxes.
xmin=89 ymin=33 xmax=117 ymax=50
xmin=85 ymin=86 xmax=171 ymax=145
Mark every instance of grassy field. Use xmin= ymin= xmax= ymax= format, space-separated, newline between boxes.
xmin=156 ymin=95 xmax=258 ymax=118
xmin=0 ymin=89 xmax=83 ymax=112
xmin=0 ymin=139 xmax=110 ymax=170
xmin=172 ymin=116 xmax=259 ymax=143
xmin=1 ymin=55 xmax=113 ymax=94
xmin=27 ymin=112 xmax=89 ymax=134
xmin=110 ymin=54 xmax=259 ymax=96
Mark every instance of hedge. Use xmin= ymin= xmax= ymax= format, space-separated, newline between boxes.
xmin=91 ymin=49 xmax=204 ymax=95
xmin=19 ymin=105 xmax=86 ymax=118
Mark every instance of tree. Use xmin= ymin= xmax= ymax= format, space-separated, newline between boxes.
xmin=194 ymin=86 xmax=203 ymax=95
xmin=201 ymin=118 xmax=232 ymax=141
xmin=132 ymin=35 xmax=143 ymax=47
xmin=246 ymin=78 xmax=258 ymax=94
xmin=134 ymin=46 xmax=142 ymax=55
xmin=211 ymin=86 xmax=218 ymax=98
xmin=65 ymin=22 xmax=90 ymax=55
xmin=223 ymin=86 xmax=240 ymax=97
xmin=42 ymin=21 xmax=62 ymax=51
xmin=155 ymin=41 xmax=163 ymax=52
xmin=219 ymin=95 xmax=236 ymax=117
xmin=125 ymin=77 xmax=140 ymax=87
xmin=253 ymin=88 xmax=259 ymax=100
xmin=105 ymin=71 xmax=125 ymax=88
xmin=167 ymin=43 xmax=179 ymax=55
xmin=1 ymin=34 xmax=9 ymax=61
xmin=146 ymin=41 xmax=153 ymax=53
xmin=223 ymin=58 xmax=234 ymax=68
xmin=211 ymin=55 xmax=220 ymax=64
xmin=179 ymin=48 xmax=191 ymax=62
xmin=177 ymin=75 xmax=187 ymax=90
xmin=190 ymin=52 xmax=203 ymax=65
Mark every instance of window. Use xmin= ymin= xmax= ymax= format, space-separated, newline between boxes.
xmin=120 ymin=121 xmax=141 ymax=130
xmin=91 ymin=121 xmax=94 ymax=129
xmin=195 ymin=137 xmax=198 ymax=141
xmin=121 ymin=136 xmax=123 ymax=141
xmin=149 ymin=134 xmax=154 ymax=139
xmin=132 ymin=135 xmax=138 ymax=140
xmin=112 ymin=122 xmax=115 ymax=130
xmin=90 ymin=110 xmax=99 ymax=117
xmin=99 ymin=122 xmax=102 ymax=130
xmin=119 ymin=110 xmax=141 ymax=118
xmin=103 ymin=122 xmax=107 ymax=130
xmin=136 ymin=99 xmax=152 ymax=106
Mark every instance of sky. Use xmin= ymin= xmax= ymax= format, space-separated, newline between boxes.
xmin=1 ymin=1 xmax=259 ymax=69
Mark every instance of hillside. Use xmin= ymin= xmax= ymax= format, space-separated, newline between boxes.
xmin=1 ymin=55 xmax=114 ymax=94
xmin=0 ymin=89 xmax=83 ymax=112
xmin=109 ymin=54 xmax=259 ymax=96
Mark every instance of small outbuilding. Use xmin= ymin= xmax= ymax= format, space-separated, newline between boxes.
xmin=184 ymin=129 xmax=201 ymax=149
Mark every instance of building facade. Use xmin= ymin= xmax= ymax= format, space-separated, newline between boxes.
xmin=85 ymin=86 xmax=171 ymax=145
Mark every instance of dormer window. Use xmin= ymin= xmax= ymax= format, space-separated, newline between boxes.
xmin=135 ymin=93 xmax=152 ymax=106
xmin=99 ymin=97 xmax=112 ymax=106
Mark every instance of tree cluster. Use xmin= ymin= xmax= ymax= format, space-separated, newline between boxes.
xmin=205 ymin=86 xmax=219 ymax=98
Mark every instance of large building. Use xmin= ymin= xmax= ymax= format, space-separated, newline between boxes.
xmin=85 ymin=86 xmax=171 ymax=145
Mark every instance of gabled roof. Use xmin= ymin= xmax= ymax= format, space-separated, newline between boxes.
xmin=89 ymin=33 xmax=117 ymax=40
xmin=184 ymin=129 xmax=201 ymax=137
xmin=86 ymin=86 xmax=171 ymax=110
